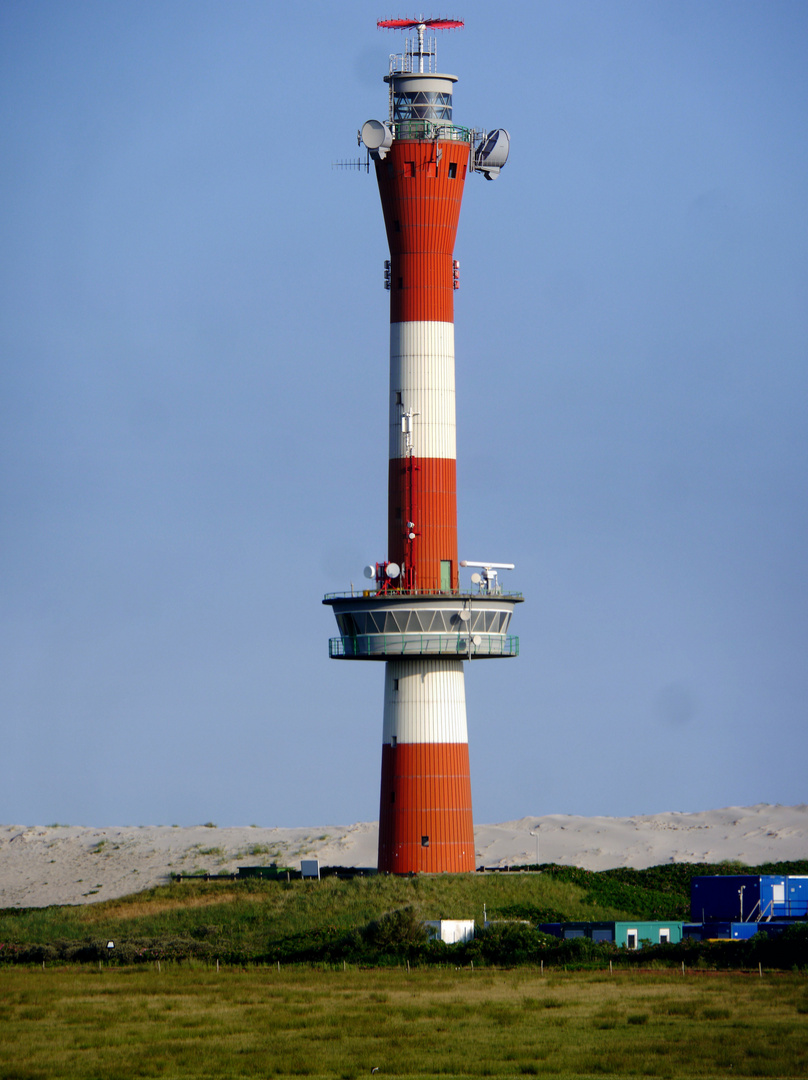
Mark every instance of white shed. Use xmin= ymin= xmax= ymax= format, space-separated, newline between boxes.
xmin=424 ymin=920 xmax=475 ymax=944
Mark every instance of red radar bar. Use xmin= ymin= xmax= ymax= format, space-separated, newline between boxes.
xmin=378 ymin=18 xmax=464 ymax=30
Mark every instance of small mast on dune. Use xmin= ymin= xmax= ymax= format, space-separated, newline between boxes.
xmin=324 ymin=17 xmax=522 ymax=874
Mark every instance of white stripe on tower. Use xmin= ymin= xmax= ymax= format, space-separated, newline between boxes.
xmin=382 ymin=659 xmax=468 ymax=745
xmin=389 ymin=322 xmax=457 ymax=461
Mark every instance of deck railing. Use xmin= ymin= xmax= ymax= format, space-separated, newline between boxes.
xmin=391 ymin=120 xmax=474 ymax=143
xmin=328 ymin=633 xmax=519 ymax=659
xmin=323 ymin=588 xmax=523 ymax=601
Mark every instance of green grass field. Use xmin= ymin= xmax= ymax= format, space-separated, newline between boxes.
xmin=1 ymin=965 xmax=806 ymax=1079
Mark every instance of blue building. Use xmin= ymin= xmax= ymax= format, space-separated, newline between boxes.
xmin=691 ymin=875 xmax=808 ymax=923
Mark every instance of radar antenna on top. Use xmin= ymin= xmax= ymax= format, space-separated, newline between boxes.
xmin=377 ymin=15 xmax=464 ymax=74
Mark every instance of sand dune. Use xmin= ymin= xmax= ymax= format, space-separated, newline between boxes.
xmin=1 ymin=804 xmax=805 ymax=909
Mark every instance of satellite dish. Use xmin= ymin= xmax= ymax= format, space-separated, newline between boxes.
xmin=363 ymin=565 xmax=376 ymax=579
xmin=385 ymin=562 xmax=400 ymax=579
xmin=361 ymin=119 xmax=393 ymax=159
xmin=470 ymin=572 xmax=481 ymax=585
xmin=472 ymin=635 xmax=482 ymax=647
xmin=458 ymin=610 xmax=470 ymax=622
xmin=474 ymin=128 xmax=510 ymax=180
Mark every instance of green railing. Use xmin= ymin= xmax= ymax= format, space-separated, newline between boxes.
xmin=328 ymin=634 xmax=520 ymax=660
xmin=323 ymin=589 xmax=524 ymax=601
xmin=391 ymin=120 xmax=474 ymax=143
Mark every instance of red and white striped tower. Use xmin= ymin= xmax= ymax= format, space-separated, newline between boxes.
xmin=325 ymin=19 xmax=519 ymax=874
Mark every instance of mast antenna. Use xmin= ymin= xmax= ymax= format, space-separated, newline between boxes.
xmin=377 ymin=15 xmax=464 ymax=74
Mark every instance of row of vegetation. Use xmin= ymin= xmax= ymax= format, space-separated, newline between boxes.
xmin=1 ymin=860 xmax=806 ymax=970
xmin=2 ymin=912 xmax=807 ymax=970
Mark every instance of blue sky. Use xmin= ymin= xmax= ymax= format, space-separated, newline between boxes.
xmin=2 ymin=0 xmax=806 ymax=829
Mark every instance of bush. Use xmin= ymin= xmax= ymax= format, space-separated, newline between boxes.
xmin=363 ymin=906 xmax=427 ymax=949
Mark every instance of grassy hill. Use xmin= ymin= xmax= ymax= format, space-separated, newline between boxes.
xmin=1 ymin=860 xmax=806 ymax=968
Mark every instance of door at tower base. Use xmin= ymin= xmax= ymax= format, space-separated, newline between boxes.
xmin=378 ymin=658 xmax=475 ymax=874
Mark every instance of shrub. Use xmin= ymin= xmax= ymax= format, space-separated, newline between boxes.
xmin=363 ymin=906 xmax=428 ymax=949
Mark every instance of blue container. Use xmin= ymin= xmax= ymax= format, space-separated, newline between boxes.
xmin=538 ymin=923 xmax=562 ymax=938
xmin=691 ymin=876 xmax=763 ymax=922
xmin=690 ymin=875 xmax=804 ymax=922
xmin=730 ymin=922 xmax=759 ymax=940
xmin=699 ymin=921 xmax=734 ymax=940
xmin=784 ymin=876 xmax=808 ymax=918
xmin=683 ymin=923 xmax=706 ymax=941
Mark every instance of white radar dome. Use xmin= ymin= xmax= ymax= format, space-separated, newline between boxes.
xmin=363 ymin=565 xmax=376 ymax=579
xmin=475 ymin=128 xmax=510 ymax=180
xmin=361 ymin=120 xmax=393 ymax=159
xmin=385 ymin=562 xmax=400 ymax=579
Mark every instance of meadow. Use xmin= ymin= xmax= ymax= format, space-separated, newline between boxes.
xmin=1 ymin=964 xmax=806 ymax=1079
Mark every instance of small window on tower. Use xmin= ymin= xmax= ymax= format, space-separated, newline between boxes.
xmin=394 ymin=220 xmax=401 ymax=232
xmin=406 ymin=161 xmax=415 ymax=178
xmin=448 ymin=161 xmax=457 ymax=179
xmin=398 ymin=277 xmax=403 ymax=289
xmin=395 ymin=391 xmax=402 ymax=404
xmin=391 ymin=736 xmax=397 ymax=746
xmin=391 ymin=791 xmax=396 ymax=803
xmin=393 ymin=678 xmax=399 ymax=691
xmin=421 ymin=836 xmax=430 ymax=848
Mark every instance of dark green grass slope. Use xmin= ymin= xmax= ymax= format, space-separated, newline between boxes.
xmin=1 ymin=861 xmax=806 ymax=967
xmin=0 ymin=872 xmax=626 ymax=958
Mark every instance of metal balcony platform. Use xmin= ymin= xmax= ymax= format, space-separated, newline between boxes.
xmin=329 ymin=632 xmax=519 ymax=660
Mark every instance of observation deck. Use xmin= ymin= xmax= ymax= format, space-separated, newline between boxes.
xmin=323 ymin=589 xmax=523 ymax=661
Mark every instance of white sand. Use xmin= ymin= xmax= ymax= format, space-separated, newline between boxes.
xmin=1 ymin=804 xmax=805 ymax=909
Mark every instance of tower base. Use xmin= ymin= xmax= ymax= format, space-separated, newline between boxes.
xmin=378 ymin=658 xmax=475 ymax=873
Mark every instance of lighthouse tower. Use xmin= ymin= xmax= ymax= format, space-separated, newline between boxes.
xmin=325 ymin=18 xmax=521 ymax=874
